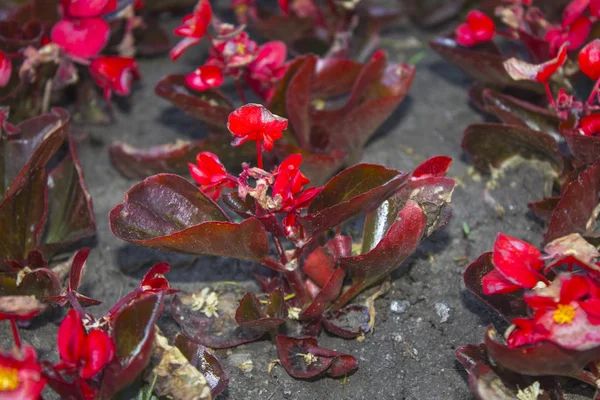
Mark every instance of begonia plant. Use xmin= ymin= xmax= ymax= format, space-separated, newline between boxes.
xmin=0 ymin=0 xmax=171 ymax=124
xmin=428 ymin=0 xmax=600 ymax=243
xmin=109 ymin=1 xmax=415 ymax=185
xmin=0 ymin=108 xmax=96 ymax=303
xmin=109 ymin=102 xmax=455 ymax=381
xmin=458 ymin=231 xmax=600 ymax=399
xmin=0 ymin=253 xmax=184 ymax=400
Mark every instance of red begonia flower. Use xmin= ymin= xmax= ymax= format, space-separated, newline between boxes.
xmin=481 ymin=233 xmax=545 ymax=295
xmin=545 ymin=16 xmax=591 ymax=56
xmin=0 ymin=51 xmax=11 ymax=88
xmin=580 ymin=113 xmax=600 ymax=135
xmin=0 ymin=346 xmax=46 ymax=399
xmin=561 ymin=0 xmax=589 ymax=28
xmin=579 ymin=39 xmax=600 ymax=81
xmin=185 ymin=65 xmax=224 ymax=91
xmin=279 ymin=0 xmax=289 ymax=15
xmin=61 ymin=0 xmax=117 ymax=18
xmin=246 ymin=41 xmax=288 ymax=101
xmin=51 ymin=18 xmax=110 ymax=59
xmin=455 ymin=10 xmax=495 ymax=47
xmin=591 ymin=0 xmax=600 ymax=16
xmin=89 ymin=56 xmax=140 ymax=101
xmin=57 ymin=310 xmax=115 ymax=379
xmin=506 ymin=317 xmax=549 ymax=348
xmin=227 ymin=104 xmax=288 ymax=151
xmin=212 ymin=32 xmax=259 ymax=69
xmin=189 ymin=152 xmax=235 ymax=200
xmin=140 ymin=263 xmax=178 ymax=294
xmin=272 ymin=154 xmax=320 ymax=212
xmin=170 ymin=0 xmax=212 ymax=61
xmin=521 ymin=274 xmax=600 ymax=350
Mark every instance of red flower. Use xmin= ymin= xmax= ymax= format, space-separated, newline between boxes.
xmin=545 ymin=16 xmax=591 ymax=56
xmin=0 ymin=296 xmax=45 ymax=322
xmin=580 ymin=113 xmax=600 ymax=135
xmin=89 ymin=56 xmax=141 ymax=101
xmin=185 ymin=65 xmax=224 ymax=91
xmin=272 ymin=154 xmax=320 ymax=211
xmin=517 ymin=274 xmax=600 ymax=350
xmin=591 ymin=0 xmax=600 ymax=17
xmin=246 ymin=41 xmax=288 ymax=101
xmin=140 ymin=263 xmax=178 ymax=294
xmin=61 ymin=0 xmax=117 ymax=18
xmin=481 ymin=233 xmax=545 ymax=295
xmin=210 ymin=31 xmax=259 ymax=70
xmin=56 ymin=310 xmax=115 ymax=380
xmin=170 ymin=0 xmax=213 ymax=61
xmin=227 ymin=104 xmax=288 ymax=151
xmin=455 ymin=11 xmax=495 ymax=47
xmin=189 ymin=152 xmax=235 ymax=200
xmin=0 ymin=51 xmax=11 ymax=88
xmin=279 ymin=0 xmax=289 ymax=15
xmin=51 ymin=18 xmax=110 ymax=59
xmin=0 ymin=346 xmax=46 ymax=400
xmin=579 ymin=39 xmax=600 ymax=81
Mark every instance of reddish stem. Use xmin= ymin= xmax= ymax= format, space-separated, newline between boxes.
xmin=256 ymin=140 xmax=263 ymax=169
xmin=544 ymin=82 xmax=556 ymax=107
xmin=588 ymin=78 xmax=600 ymax=105
xmin=9 ymin=319 xmax=21 ymax=349
xmin=285 ymin=268 xmax=310 ymax=306
xmin=235 ymin=78 xmax=248 ymax=105
xmin=273 ymin=234 xmax=288 ymax=265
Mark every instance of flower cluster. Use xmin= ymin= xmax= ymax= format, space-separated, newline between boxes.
xmin=189 ymin=103 xmax=321 ymax=236
xmin=480 ymin=233 xmax=600 ymax=350
xmin=172 ymin=0 xmax=288 ymax=102
xmin=0 ymin=257 xmax=176 ymax=400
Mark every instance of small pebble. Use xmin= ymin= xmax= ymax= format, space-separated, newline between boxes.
xmin=389 ymin=300 xmax=410 ymax=314
xmin=435 ymin=302 xmax=451 ymax=323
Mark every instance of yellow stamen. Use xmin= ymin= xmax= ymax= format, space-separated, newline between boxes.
xmin=0 ymin=366 xmax=19 ymax=391
xmin=236 ymin=43 xmax=246 ymax=54
xmin=553 ymin=304 xmax=576 ymax=325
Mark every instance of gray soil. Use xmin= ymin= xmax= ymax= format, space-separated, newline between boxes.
xmin=0 ymin=8 xmax=594 ymax=400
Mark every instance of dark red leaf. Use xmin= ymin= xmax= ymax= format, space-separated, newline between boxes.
xmin=462 ymin=123 xmax=563 ymax=175
xmin=564 ymin=131 xmax=600 ymax=168
xmin=529 ymin=197 xmax=561 ymax=222
xmin=276 ymin=335 xmax=357 ymax=379
xmin=109 ymin=136 xmax=255 ymax=179
xmin=545 ymin=160 xmax=600 ymax=242
xmin=235 ymin=292 xmax=286 ymax=331
xmin=101 ymin=292 xmax=165 ymax=398
xmin=110 ymin=174 xmax=277 ymax=266
xmin=155 ymin=74 xmax=234 ymax=130
xmin=0 ymin=168 xmax=47 ymax=263
xmin=300 ymin=268 xmax=345 ymax=319
xmin=171 ymin=293 xmax=265 ymax=349
xmin=334 ymin=200 xmax=426 ymax=308
xmin=484 ymin=325 xmax=600 ymax=377
xmin=174 ymin=334 xmax=229 ymax=397
xmin=429 ymin=36 xmax=542 ymax=91
xmin=301 ymin=164 xmax=407 ymax=234
xmin=463 ymin=253 xmax=528 ymax=322
xmin=40 ymin=136 xmax=96 ymax=256
xmin=322 ymin=305 xmax=371 ymax=339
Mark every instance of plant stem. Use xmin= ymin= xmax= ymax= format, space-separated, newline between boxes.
xmin=256 ymin=140 xmax=263 ymax=169
xmin=588 ymin=78 xmax=600 ymax=105
xmin=544 ymin=82 xmax=556 ymax=107
xmin=273 ymin=235 xmax=287 ymax=265
xmin=285 ymin=269 xmax=310 ymax=306
xmin=235 ymin=78 xmax=248 ymax=105
xmin=9 ymin=319 xmax=21 ymax=349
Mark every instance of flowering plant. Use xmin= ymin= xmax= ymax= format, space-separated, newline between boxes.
xmin=0 ymin=0 xmax=171 ymax=124
xmin=0 ymin=251 xmax=179 ymax=400
xmin=0 ymin=109 xmax=96 ymax=302
xmin=110 ymin=102 xmax=455 ymax=380
xmin=458 ymin=231 xmax=600 ymax=399
xmin=109 ymin=1 xmax=414 ymax=186
xmin=428 ymin=0 xmax=600 ymax=244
